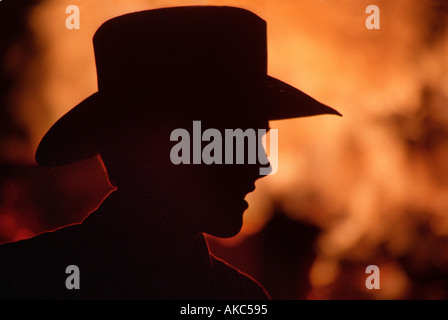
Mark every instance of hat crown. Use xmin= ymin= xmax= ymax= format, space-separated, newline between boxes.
xmin=92 ymin=6 xmax=267 ymax=95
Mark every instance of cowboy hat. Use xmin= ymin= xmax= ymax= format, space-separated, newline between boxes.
xmin=36 ymin=6 xmax=341 ymax=167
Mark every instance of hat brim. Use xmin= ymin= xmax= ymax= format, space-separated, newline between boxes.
xmin=265 ymin=76 xmax=341 ymax=120
xmin=35 ymin=76 xmax=341 ymax=167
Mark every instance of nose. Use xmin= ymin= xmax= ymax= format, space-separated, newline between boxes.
xmin=259 ymin=162 xmax=272 ymax=176
xmin=258 ymin=128 xmax=277 ymax=176
xmin=257 ymin=133 xmax=274 ymax=176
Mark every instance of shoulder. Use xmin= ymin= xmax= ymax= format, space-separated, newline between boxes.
xmin=0 ymin=224 xmax=82 ymax=299
xmin=210 ymin=254 xmax=270 ymax=300
xmin=0 ymin=223 xmax=82 ymax=260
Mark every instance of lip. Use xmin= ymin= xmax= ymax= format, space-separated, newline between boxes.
xmin=239 ymin=187 xmax=255 ymax=198
xmin=231 ymin=183 xmax=256 ymax=198
xmin=247 ymin=185 xmax=256 ymax=195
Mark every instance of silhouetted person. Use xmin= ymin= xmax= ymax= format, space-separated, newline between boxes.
xmin=0 ymin=6 xmax=340 ymax=299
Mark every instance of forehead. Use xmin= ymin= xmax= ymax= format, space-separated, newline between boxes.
xmin=125 ymin=96 xmax=271 ymax=130
xmin=128 ymin=118 xmax=270 ymax=139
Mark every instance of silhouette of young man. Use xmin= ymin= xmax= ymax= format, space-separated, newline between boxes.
xmin=0 ymin=6 xmax=340 ymax=299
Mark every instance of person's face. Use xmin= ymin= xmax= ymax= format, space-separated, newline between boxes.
xmin=166 ymin=118 xmax=271 ymax=238
xmin=100 ymin=113 xmax=271 ymax=239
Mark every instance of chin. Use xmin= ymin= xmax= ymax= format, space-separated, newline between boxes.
xmin=204 ymin=212 xmax=244 ymax=238
xmin=209 ymin=223 xmax=243 ymax=239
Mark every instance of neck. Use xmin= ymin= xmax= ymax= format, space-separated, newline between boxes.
xmin=95 ymin=188 xmax=202 ymax=252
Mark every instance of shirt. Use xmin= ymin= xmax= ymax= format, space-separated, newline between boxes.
xmin=0 ymin=192 xmax=270 ymax=300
